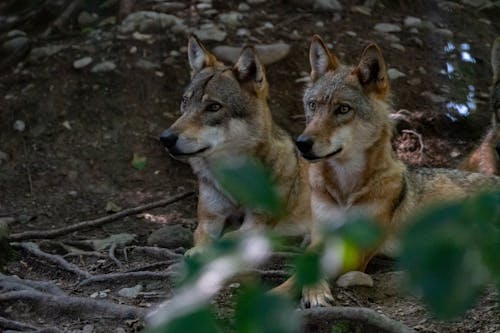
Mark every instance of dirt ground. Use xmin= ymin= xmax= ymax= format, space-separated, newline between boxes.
xmin=1 ymin=0 xmax=499 ymax=332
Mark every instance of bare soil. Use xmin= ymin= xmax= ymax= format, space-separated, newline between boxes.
xmin=1 ymin=0 xmax=499 ymax=332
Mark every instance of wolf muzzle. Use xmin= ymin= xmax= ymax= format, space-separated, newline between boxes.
xmin=160 ymin=129 xmax=179 ymax=150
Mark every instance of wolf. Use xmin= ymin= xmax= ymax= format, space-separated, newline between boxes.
xmin=271 ymin=35 xmax=500 ymax=307
xmin=160 ymin=36 xmax=311 ymax=255
xmin=461 ymin=37 xmax=500 ymax=175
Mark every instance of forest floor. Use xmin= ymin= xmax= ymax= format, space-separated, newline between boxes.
xmin=0 ymin=0 xmax=499 ymax=332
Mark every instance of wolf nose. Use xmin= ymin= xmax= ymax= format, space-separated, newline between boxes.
xmin=160 ymin=129 xmax=178 ymax=149
xmin=295 ymin=135 xmax=314 ymax=154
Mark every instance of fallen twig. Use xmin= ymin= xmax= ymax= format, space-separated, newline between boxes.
xmin=9 ymin=191 xmax=194 ymax=241
xmin=108 ymin=243 xmax=122 ymax=267
xmin=11 ymin=242 xmax=92 ymax=279
xmin=0 ymin=273 xmax=65 ymax=296
xmin=301 ymin=307 xmax=416 ymax=333
xmin=0 ymin=289 xmax=147 ymax=319
xmin=78 ymin=271 xmax=180 ymax=287
xmin=130 ymin=246 xmax=183 ymax=260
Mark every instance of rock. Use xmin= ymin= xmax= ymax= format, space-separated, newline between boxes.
xmin=152 ymin=2 xmax=187 ymax=13
xmin=407 ymin=77 xmax=421 ymax=86
xmin=380 ymin=33 xmax=400 ymax=43
xmin=78 ymin=11 xmax=98 ymax=26
xmin=238 ymin=3 xmax=250 ymax=11
xmin=135 ymin=59 xmax=160 ymax=71
xmin=236 ymin=28 xmax=251 ymax=37
xmin=403 ymin=16 xmax=422 ymax=28
xmin=82 ymin=324 xmax=94 ymax=333
xmin=147 ymin=224 xmax=193 ymax=249
xmin=387 ymin=68 xmax=406 ymax=80
xmin=120 ymin=11 xmax=182 ymax=33
xmin=118 ymin=284 xmax=143 ymax=298
xmin=373 ymin=23 xmax=402 ymax=33
xmin=13 ymin=120 xmax=25 ymax=132
xmin=114 ymin=328 xmax=126 ymax=333
xmin=213 ymin=43 xmax=290 ymax=65
xmin=336 ymin=271 xmax=374 ymax=288
xmin=390 ymin=43 xmax=405 ymax=52
xmin=0 ymin=151 xmax=8 ymax=165
xmin=90 ymin=233 xmax=137 ymax=250
xmin=376 ymin=271 xmax=405 ymax=296
xmin=247 ymin=0 xmax=266 ymax=3
xmin=6 ymin=29 xmax=27 ymax=38
xmin=99 ymin=16 xmax=116 ymax=26
xmin=422 ymin=91 xmax=446 ymax=103
xmin=30 ymin=45 xmax=67 ymax=60
xmin=219 ymin=11 xmax=243 ymax=27
xmin=73 ymin=56 xmax=93 ymax=69
xmin=314 ymin=0 xmax=343 ymax=11
xmin=408 ymin=36 xmax=424 ymax=48
xmin=435 ymin=28 xmax=453 ymax=38
xmin=193 ymin=24 xmax=227 ymax=42
xmin=91 ymin=61 xmax=116 ymax=73
xmin=3 ymin=37 xmax=30 ymax=53
xmin=351 ymin=5 xmax=371 ymax=15
xmin=461 ymin=0 xmax=489 ymax=7
xmin=105 ymin=201 xmax=121 ymax=213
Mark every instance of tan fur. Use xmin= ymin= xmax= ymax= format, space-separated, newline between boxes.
xmin=272 ymin=35 xmax=500 ymax=307
xmin=461 ymin=37 xmax=500 ymax=175
xmin=160 ymin=36 xmax=311 ymax=255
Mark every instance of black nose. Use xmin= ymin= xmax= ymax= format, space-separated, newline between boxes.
xmin=160 ymin=129 xmax=178 ymax=149
xmin=295 ymin=135 xmax=314 ymax=154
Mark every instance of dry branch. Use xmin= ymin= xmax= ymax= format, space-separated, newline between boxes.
xmin=9 ymin=191 xmax=194 ymax=241
xmin=0 ymin=289 xmax=147 ymax=319
xmin=12 ymin=242 xmax=92 ymax=279
xmin=301 ymin=307 xmax=416 ymax=333
xmin=78 ymin=271 xmax=180 ymax=287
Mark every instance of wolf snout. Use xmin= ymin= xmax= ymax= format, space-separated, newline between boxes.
xmin=160 ymin=129 xmax=179 ymax=149
xmin=295 ymin=135 xmax=314 ymax=154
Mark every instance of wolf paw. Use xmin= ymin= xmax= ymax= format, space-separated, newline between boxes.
xmin=184 ymin=245 xmax=205 ymax=258
xmin=301 ymin=280 xmax=334 ymax=308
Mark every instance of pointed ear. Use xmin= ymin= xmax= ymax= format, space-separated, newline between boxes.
xmin=353 ymin=43 xmax=389 ymax=98
xmin=233 ymin=46 xmax=267 ymax=93
xmin=309 ymin=35 xmax=340 ymax=82
xmin=492 ymin=37 xmax=500 ymax=83
xmin=188 ymin=34 xmax=218 ymax=75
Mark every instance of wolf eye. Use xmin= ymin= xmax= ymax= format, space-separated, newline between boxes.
xmin=308 ymin=101 xmax=317 ymax=111
xmin=206 ymin=102 xmax=222 ymax=112
xmin=337 ymin=104 xmax=351 ymax=114
xmin=181 ymin=96 xmax=188 ymax=105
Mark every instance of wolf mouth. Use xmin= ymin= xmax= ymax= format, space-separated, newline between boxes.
xmin=168 ymin=146 xmax=210 ymax=157
xmin=301 ymin=147 xmax=343 ymax=161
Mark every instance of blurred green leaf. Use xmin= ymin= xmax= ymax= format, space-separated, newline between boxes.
xmin=131 ymin=153 xmax=147 ymax=170
xmin=235 ymin=284 xmax=299 ymax=333
xmin=336 ymin=217 xmax=383 ymax=249
xmin=210 ymin=157 xmax=283 ymax=217
xmin=149 ymin=306 xmax=220 ymax=333
xmin=294 ymin=252 xmax=321 ymax=287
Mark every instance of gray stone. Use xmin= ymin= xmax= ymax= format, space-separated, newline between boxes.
xmin=219 ymin=11 xmax=243 ymax=27
xmin=13 ymin=120 xmax=25 ymax=132
xmin=90 ymin=233 xmax=136 ymax=250
xmin=3 ymin=37 xmax=30 ymax=53
xmin=247 ymin=0 xmax=266 ymax=3
xmin=6 ymin=30 xmax=27 ymax=38
xmin=30 ymin=45 xmax=67 ymax=60
xmin=407 ymin=77 xmax=421 ymax=86
xmin=82 ymin=324 xmax=94 ymax=333
xmin=381 ymin=33 xmax=400 ymax=43
xmin=193 ymin=24 xmax=227 ymax=42
xmin=403 ymin=16 xmax=422 ymax=28
xmin=351 ymin=5 xmax=371 ymax=16
xmin=120 ymin=11 xmax=182 ymax=33
xmin=118 ymin=284 xmax=143 ymax=298
xmin=435 ymin=28 xmax=453 ymax=38
xmin=314 ymin=0 xmax=343 ymax=11
xmin=91 ymin=61 xmax=116 ymax=73
xmin=0 ymin=151 xmax=8 ymax=165
xmin=390 ymin=43 xmax=405 ymax=52
xmin=213 ymin=43 xmax=290 ymax=65
xmin=147 ymin=224 xmax=193 ymax=249
xmin=422 ymin=91 xmax=447 ymax=103
xmin=73 ymin=56 xmax=93 ymax=69
xmin=78 ymin=11 xmax=98 ymax=26
xmin=336 ymin=271 xmax=373 ymax=288
xmin=152 ymin=2 xmax=187 ymax=13
xmin=373 ymin=23 xmax=402 ymax=33
xmin=387 ymin=68 xmax=406 ymax=80
xmin=461 ymin=0 xmax=489 ymax=7
xmin=135 ymin=59 xmax=160 ymax=71
xmin=238 ymin=3 xmax=250 ymax=11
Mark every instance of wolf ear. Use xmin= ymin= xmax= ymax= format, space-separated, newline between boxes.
xmin=353 ymin=43 xmax=389 ymax=98
xmin=309 ymin=35 xmax=340 ymax=82
xmin=492 ymin=37 xmax=500 ymax=83
xmin=188 ymin=35 xmax=218 ymax=75
xmin=233 ymin=46 xmax=267 ymax=93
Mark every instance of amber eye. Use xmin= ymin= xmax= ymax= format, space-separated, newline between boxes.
xmin=337 ymin=104 xmax=351 ymax=114
xmin=308 ymin=101 xmax=317 ymax=111
xmin=206 ymin=102 xmax=222 ymax=112
xmin=181 ymin=96 xmax=188 ymax=106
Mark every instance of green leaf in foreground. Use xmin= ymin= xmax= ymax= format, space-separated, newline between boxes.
xmin=131 ymin=153 xmax=147 ymax=170
xmin=149 ymin=306 xmax=220 ymax=333
xmin=294 ymin=252 xmax=322 ymax=287
xmin=210 ymin=157 xmax=283 ymax=216
xmin=235 ymin=284 xmax=299 ymax=333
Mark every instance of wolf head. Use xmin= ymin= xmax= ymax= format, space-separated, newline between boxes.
xmin=295 ymin=35 xmax=392 ymax=162
xmin=491 ymin=37 xmax=500 ymax=150
xmin=160 ymin=35 xmax=271 ymax=161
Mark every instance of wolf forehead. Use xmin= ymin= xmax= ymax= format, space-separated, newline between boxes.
xmin=304 ymin=67 xmax=368 ymax=107
xmin=182 ymin=68 xmax=250 ymax=111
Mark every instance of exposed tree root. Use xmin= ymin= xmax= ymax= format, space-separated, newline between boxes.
xmin=9 ymin=191 xmax=194 ymax=241
xmin=0 ymin=289 xmax=147 ymax=319
xmin=0 ymin=315 xmax=38 ymax=331
xmin=108 ymin=243 xmax=122 ymax=267
xmin=77 ymin=271 xmax=180 ymax=287
xmin=125 ymin=260 xmax=179 ymax=273
xmin=11 ymin=242 xmax=92 ymax=279
xmin=301 ymin=307 xmax=416 ymax=333
xmin=0 ymin=273 xmax=64 ymax=296
xmin=129 ymin=246 xmax=183 ymax=260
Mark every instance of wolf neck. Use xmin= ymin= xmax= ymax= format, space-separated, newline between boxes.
xmin=323 ymin=122 xmax=404 ymax=205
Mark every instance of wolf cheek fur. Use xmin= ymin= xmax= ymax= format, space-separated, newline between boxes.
xmin=160 ymin=35 xmax=311 ymax=255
